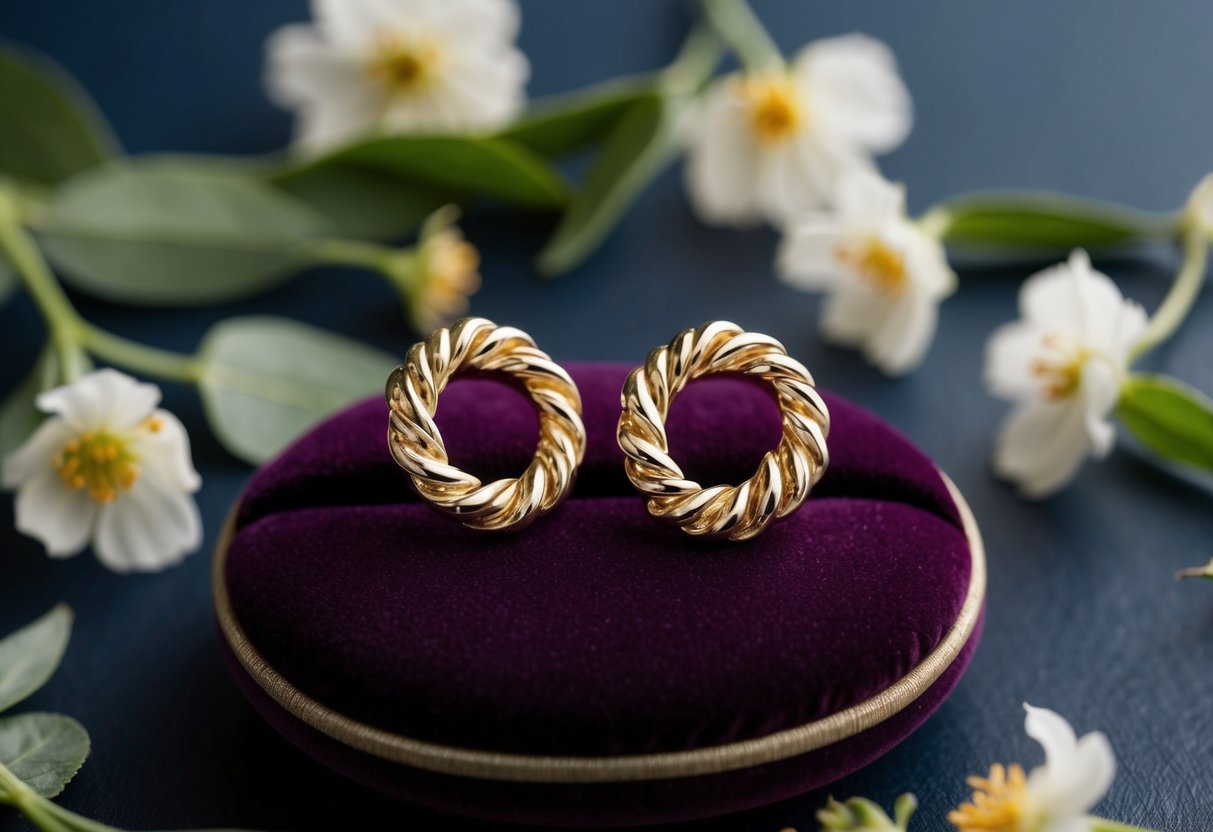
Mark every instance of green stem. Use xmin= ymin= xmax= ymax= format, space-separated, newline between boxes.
xmin=1131 ymin=224 xmax=1207 ymax=362
xmin=1088 ymin=817 xmax=1159 ymax=832
xmin=79 ymin=325 xmax=202 ymax=384
xmin=0 ymin=763 xmax=74 ymax=832
xmin=699 ymin=0 xmax=783 ymax=71
xmin=660 ymin=21 xmax=725 ymax=97
xmin=307 ymin=238 xmax=393 ymax=272
xmin=0 ymin=200 xmax=86 ymax=381
xmin=40 ymin=800 xmax=121 ymax=832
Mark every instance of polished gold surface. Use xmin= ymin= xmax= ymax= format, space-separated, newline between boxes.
xmin=212 ymin=474 xmax=985 ymax=784
xmin=386 ymin=317 xmax=585 ymax=532
xmin=618 ymin=321 xmax=830 ymax=540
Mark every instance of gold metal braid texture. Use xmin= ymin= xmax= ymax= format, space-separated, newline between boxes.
xmin=618 ymin=321 xmax=830 ymax=541
xmin=386 ymin=317 xmax=586 ymax=532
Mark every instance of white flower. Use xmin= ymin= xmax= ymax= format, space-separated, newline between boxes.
xmin=1186 ymin=172 xmax=1213 ymax=235
xmin=984 ymin=250 xmax=1147 ymax=497
xmin=2 ymin=369 xmax=202 ymax=573
xmin=265 ymin=0 xmax=529 ymax=153
xmin=684 ymin=34 xmax=911 ymax=228
xmin=403 ymin=206 xmax=481 ymax=332
xmin=949 ymin=705 xmax=1116 ymax=832
xmin=777 ymin=169 xmax=955 ymax=375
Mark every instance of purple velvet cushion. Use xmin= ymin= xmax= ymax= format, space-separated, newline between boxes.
xmin=222 ymin=364 xmax=972 ymax=764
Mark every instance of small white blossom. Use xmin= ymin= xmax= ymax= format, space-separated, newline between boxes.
xmin=984 ymin=250 xmax=1147 ymax=497
xmin=684 ymin=34 xmax=911 ymax=228
xmin=949 ymin=705 xmax=1116 ymax=832
xmin=406 ymin=206 xmax=481 ymax=332
xmin=777 ymin=169 xmax=955 ymax=375
xmin=3 ymin=369 xmax=202 ymax=573
xmin=265 ymin=0 xmax=529 ymax=153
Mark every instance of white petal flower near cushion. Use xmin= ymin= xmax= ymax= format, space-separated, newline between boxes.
xmin=2 ymin=369 xmax=203 ymax=573
xmin=685 ymin=34 xmax=911 ymax=228
xmin=777 ymin=169 xmax=955 ymax=375
xmin=949 ymin=705 xmax=1116 ymax=832
xmin=984 ymin=250 xmax=1148 ymax=497
xmin=265 ymin=0 xmax=529 ymax=153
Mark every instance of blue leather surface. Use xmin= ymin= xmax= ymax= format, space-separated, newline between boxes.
xmin=1 ymin=1 xmax=1211 ymax=830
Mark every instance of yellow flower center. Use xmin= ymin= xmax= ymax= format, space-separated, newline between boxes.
xmin=739 ymin=75 xmax=803 ymax=144
xmin=835 ymin=238 xmax=908 ymax=294
xmin=51 ymin=417 xmax=162 ymax=504
xmin=367 ymin=33 xmax=440 ymax=92
xmin=948 ymin=763 xmax=1040 ymax=832
xmin=418 ymin=228 xmax=481 ymax=326
xmin=1031 ymin=335 xmax=1089 ymax=401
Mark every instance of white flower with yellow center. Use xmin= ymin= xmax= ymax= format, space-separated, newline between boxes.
xmin=949 ymin=705 xmax=1116 ymax=832
xmin=985 ymin=250 xmax=1147 ymax=497
xmin=777 ymin=169 xmax=955 ymax=375
xmin=2 ymin=369 xmax=202 ymax=573
xmin=685 ymin=34 xmax=911 ymax=227
xmin=265 ymin=0 xmax=529 ymax=153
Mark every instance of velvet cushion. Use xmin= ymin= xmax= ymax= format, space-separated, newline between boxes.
xmin=216 ymin=363 xmax=982 ymax=826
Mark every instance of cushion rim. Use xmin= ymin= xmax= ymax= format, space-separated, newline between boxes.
xmin=211 ymin=471 xmax=985 ymax=785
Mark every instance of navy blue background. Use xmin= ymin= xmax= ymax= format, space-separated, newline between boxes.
xmin=2 ymin=1 xmax=1212 ymax=830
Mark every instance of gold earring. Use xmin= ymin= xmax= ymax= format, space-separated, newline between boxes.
xmin=618 ymin=321 xmax=830 ymax=541
xmin=386 ymin=317 xmax=585 ymax=532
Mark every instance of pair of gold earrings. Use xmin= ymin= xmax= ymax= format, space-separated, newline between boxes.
xmin=386 ymin=318 xmax=830 ymax=541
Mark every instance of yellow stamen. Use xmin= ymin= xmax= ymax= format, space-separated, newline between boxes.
xmin=1031 ymin=335 xmax=1089 ymax=401
xmin=50 ymin=425 xmax=152 ymax=504
xmin=947 ymin=763 xmax=1037 ymax=832
xmin=367 ymin=32 xmax=440 ymax=92
xmin=835 ymin=238 xmax=908 ymax=294
xmin=738 ymin=75 xmax=803 ymax=144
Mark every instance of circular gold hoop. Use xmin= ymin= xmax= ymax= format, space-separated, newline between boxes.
xmin=386 ymin=317 xmax=585 ymax=532
xmin=618 ymin=321 xmax=830 ymax=541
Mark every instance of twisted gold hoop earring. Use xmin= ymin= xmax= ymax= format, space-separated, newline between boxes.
xmin=386 ymin=318 xmax=585 ymax=532
xmin=618 ymin=321 xmax=830 ymax=541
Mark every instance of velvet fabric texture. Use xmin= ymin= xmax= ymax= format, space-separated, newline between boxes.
xmin=218 ymin=363 xmax=980 ymax=825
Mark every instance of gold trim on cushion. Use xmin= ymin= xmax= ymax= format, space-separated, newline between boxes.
xmin=212 ymin=473 xmax=985 ymax=784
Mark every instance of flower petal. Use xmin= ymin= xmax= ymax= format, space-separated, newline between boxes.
xmin=820 ymin=287 xmax=887 ymax=347
xmin=993 ymin=401 xmax=1091 ymax=497
xmin=1044 ymin=731 xmax=1117 ymax=819
xmin=1024 ymin=704 xmax=1080 ymax=772
xmin=131 ymin=410 xmax=202 ymax=493
xmin=794 ymin=34 xmax=912 ymax=154
xmin=776 ymin=220 xmax=850 ymax=290
xmin=684 ymin=80 xmax=763 ymax=227
xmin=2 ymin=417 xmax=75 ymax=489
xmin=864 ymin=293 xmax=938 ymax=376
xmin=36 ymin=369 xmax=160 ymax=432
xmin=1078 ymin=359 xmax=1120 ymax=458
xmin=984 ymin=321 xmax=1046 ymax=402
xmin=93 ymin=479 xmax=202 ymax=573
xmin=13 ymin=471 xmax=98 ymax=558
xmin=834 ymin=168 xmax=905 ymax=220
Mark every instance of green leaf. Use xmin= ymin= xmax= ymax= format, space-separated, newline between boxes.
xmin=0 ymin=248 xmax=14 ymax=308
xmin=0 ymin=713 xmax=89 ymax=798
xmin=0 ymin=606 xmax=72 ymax=714
xmin=36 ymin=162 xmax=333 ymax=305
xmin=499 ymin=77 xmax=653 ymax=157
xmin=937 ymin=192 xmax=1175 ymax=251
xmin=0 ymin=43 xmax=119 ymax=187
xmin=0 ymin=347 xmax=77 ymax=461
xmin=536 ymin=92 xmax=685 ymax=276
xmin=197 ymin=317 xmax=398 ymax=464
xmin=279 ymin=135 xmax=569 ymax=211
xmin=276 ymin=162 xmax=451 ymax=242
xmin=1117 ymin=374 xmax=1213 ymax=471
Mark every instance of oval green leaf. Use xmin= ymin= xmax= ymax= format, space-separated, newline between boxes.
xmin=0 ymin=606 xmax=72 ymax=714
xmin=280 ymin=135 xmax=568 ymax=211
xmin=0 ymin=712 xmax=89 ymax=798
xmin=1117 ymin=373 xmax=1213 ymax=471
xmin=36 ymin=162 xmax=333 ymax=305
xmin=0 ymin=44 xmax=118 ymax=187
xmin=197 ymin=317 xmax=398 ymax=464
xmin=499 ymin=77 xmax=653 ymax=158
xmin=938 ymin=192 xmax=1174 ymax=251
xmin=536 ymin=92 xmax=685 ymax=276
